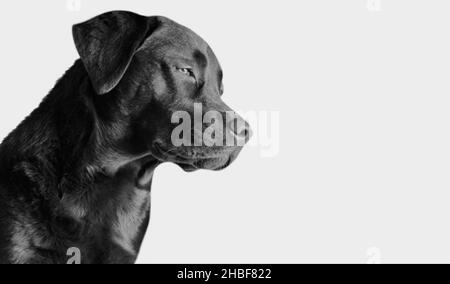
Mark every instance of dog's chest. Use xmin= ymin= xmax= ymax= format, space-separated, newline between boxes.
xmin=110 ymin=188 xmax=151 ymax=257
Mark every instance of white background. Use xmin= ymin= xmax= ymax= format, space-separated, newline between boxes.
xmin=1 ymin=0 xmax=450 ymax=264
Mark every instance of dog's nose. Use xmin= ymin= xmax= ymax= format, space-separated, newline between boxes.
xmin=229 ymin=116 xmax=252 ymax=144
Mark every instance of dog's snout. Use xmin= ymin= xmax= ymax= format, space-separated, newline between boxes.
xmin=229 ymin=116 xmax=252 ymax=143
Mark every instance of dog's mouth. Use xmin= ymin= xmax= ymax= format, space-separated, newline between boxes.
xmin=151 ymin=142 xmax=238 ymax=172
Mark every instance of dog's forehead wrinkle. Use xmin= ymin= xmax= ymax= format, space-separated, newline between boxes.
xmin=148 ymin=21 xmax=209 ymax=53
xmin=193 ymin=49 xmax=208 ymax=68
xmin=164 ymin=21 xmax=205 ymax=42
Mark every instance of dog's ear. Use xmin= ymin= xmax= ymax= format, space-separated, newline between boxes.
xmin=73 ymin=11 xmax=161 ymax=95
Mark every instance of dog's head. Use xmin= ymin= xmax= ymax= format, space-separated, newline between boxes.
xmin=73 ymin=11 xmax=251 ymax=172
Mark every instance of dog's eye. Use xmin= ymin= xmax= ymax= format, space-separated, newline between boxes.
xmin=176 ymin=67 xmax=195 ymax=78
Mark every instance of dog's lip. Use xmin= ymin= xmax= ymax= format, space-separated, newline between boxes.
xmin=152 ymin=142 xmax=232 ymax=166
xmin=211 ymin=156 xmax=232 ymax=171
xmin=151 ymin=143 xmax=237 ymax=172
xmin=152 ymin=142 xmax=194 ymax=164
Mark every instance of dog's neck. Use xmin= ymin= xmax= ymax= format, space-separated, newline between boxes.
xmin=1 ymin=58 xmax=158 ymax=212
xmin=0 ymin=60 xmax=154 ymax=191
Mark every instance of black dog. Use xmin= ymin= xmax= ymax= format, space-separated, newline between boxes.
xmin=0 ymin=11 xmax=250 ymax=264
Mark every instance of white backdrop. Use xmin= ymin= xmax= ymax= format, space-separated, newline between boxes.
xmin=1 ymin=0 xmax=450 ymax=264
